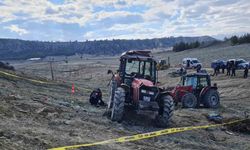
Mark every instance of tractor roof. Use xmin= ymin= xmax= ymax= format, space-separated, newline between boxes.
xmin=185 ymin=72 xmax=209 ymax=77
xmin=120 ymin=50 xmax=156 ymax=61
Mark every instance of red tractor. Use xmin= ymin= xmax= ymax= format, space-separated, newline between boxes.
xmin=170 ymin=73 xmax=220 ymax=108
xmin=107 ymin=51 xmax=174 ymax=127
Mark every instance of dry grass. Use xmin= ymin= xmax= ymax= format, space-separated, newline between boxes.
xmin=0 ymin=43 xmax=250 ymax=150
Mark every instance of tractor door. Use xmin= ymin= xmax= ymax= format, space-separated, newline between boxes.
xmin=183 ymin=76 xmax=197 ymax=89
xmin=183 ymin=75 xmax=202 ymax=97
xmin=197 ymin=76 xmax=210 ymax=98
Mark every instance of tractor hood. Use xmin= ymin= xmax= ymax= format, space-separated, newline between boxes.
xmin=131 ymin=78 xmax=155 ymax=102
xmin=132 ymin=78 xmax=154 ymax=88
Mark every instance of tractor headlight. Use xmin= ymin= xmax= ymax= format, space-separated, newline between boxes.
xmin=141 ymin=89 xmax=154 ymax=95
xmin=149 ymin=91 xmax=154 ymax=95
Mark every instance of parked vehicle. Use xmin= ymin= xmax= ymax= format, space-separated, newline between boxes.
xmin=211 ymin=60 xmax=226 ymax=69
xmin=235 ymin=59 xmax=250 ymax=69
xmin=157 ymin=59 xmax=170 ymax=70
xmin=182 ymin=58 xmax=202 ymax=69
xmin=170 ymin=73 xmax=220 ymax=108
xmin=227 ymin=59 xmax=249 ymax=69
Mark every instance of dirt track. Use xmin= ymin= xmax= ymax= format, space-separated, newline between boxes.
xmin=0 ymin=47 xmax=250 ymax=150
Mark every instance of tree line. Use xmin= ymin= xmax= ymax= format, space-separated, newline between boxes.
xmin=172 ymin=41 xmax=200 ymax=52
xmin=0 ymin=36 xmax=215 ymax=60
xmin=230 ymin=33 xmax=250 ymax=45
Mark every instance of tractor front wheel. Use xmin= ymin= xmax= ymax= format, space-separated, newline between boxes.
xmin=108 ymin=80 xmax=117 ymax=109
xmin=111 ymin=87 xmax=125 ymax=122
xmin=203 ymin=89 xmax=220 ymax=108
xmin=155 ymin=95 xmax=174 ymax=127
xmin=181 ymin=92 xmax=198 ymax=108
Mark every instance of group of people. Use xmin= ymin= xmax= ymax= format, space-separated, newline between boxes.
xmin=225 ymin=61 xmax=237 ymax=77
xmin=212 ymin=61 xmax=248 ymax=78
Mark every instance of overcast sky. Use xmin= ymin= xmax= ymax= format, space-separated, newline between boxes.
xmin=0 ymin=0 xmax=249 ymax=41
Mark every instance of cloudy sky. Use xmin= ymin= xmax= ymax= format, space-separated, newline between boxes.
xmin=0 ymin=0 xmax=249 ymax=41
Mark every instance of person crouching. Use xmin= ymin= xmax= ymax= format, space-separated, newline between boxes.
xmin=89 ymin=88 xmax=106 ymax=106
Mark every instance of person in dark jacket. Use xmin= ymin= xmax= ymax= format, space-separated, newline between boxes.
xmin=89 ymin=88 xmax=106 ymax=106
xmin=212 ymin=65 xmax=219 ymax=76
xmin=221 ymin=64 xmax=225 ymax=74
xmin=244 ymin=66 xmax=248 ymax=78
xmin=226 ymin=61 xmax=231 ymax=76
xmin=231 ymin=61 xmax=236 ymax=77
xmin=196 ymin=65 xmax=201 ymax=73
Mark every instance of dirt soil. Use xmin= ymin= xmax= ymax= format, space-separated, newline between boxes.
xmin=0 ymin=47 xmax=250 ymax=150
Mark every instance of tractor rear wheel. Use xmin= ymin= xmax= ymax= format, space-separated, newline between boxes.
xmin=111 ymin=87 xmax=125 ymax=122
xmin=203 ymin=89 xmax=220 ymax=108
xmin=181 ymin=92 xmax=198 ymax=108
xmin=155 ymin=95 xmax=174 ymax=127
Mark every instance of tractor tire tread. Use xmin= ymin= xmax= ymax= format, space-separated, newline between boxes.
xmin=203 ymin=89 xmax=220 ymax=108
xmin=181 ymin=92 xmax=198 ymax=108
xmin=111 ymin=88 xmax=125 ymax=122
xmin=155 ymin=95 xmax=174 ymax=127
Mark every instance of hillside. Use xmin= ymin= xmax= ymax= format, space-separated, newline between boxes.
xmin=155 ymin=42 xmax=250 ymax=67
xmin=0 ymin=41 xmax=249 ymax=149
xmin=0 ymin=36 xmax=216 ymax=60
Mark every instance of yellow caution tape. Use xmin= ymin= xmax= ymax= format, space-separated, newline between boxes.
xmin=0 ymin=70 xmax=101 ymax=93
xmin=0 ymin=70 xmax=50 ymax=84
xmin=48 ymin=119 xmax=246 ymax=150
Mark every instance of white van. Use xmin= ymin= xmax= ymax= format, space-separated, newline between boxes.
xmin=182 ymin=58 xmax=202 ymax=69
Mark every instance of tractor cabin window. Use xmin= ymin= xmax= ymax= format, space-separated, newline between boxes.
xmin=184 ymin=77 xmax=197 ymax=89
xmin=199 ymin=77 xmax=208 ymax=87
xmin=144 ymin=62 xmax=151 ymax=76
xmin=125 ymin=60 xmax=155 ymax=81
xmin=125 ymin=60 xmax=140 ymax=75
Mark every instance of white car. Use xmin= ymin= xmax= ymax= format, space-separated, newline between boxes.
xmin=182 ymin=58 xmax=202 ymax=69
xmin=228 ymin=58 xmax=250 ymax=69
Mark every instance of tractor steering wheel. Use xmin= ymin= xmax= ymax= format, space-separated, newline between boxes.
xmin=131 ymin=72 xmax=144 ymax=78
xmin=144 ymin=75 xmax=152 ymax=80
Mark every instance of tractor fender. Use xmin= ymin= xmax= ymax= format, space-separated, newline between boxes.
xmin=199 ymin=86 xmax=217 ymax=99
xmin=120 ymin=83 xmax=130 ymax=92
xmin=159 ymin=91 xmax=173 ymax=98
xmin=175 ymin=90 xmax=189 ymax=102
xmin=211 ymin=86 xmax=218 ymax=90
xmin=171 ymin=87 xmax=191 ymax=103
xmin=114 ymin=74 xmax=121 ymax=86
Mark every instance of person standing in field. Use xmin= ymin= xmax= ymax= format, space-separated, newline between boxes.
xmin=244 ymin=66 xmax=248 ymax=78
xmin=226 ymin=61 xmax=231 ymax=76
xmin=231 ymin=61 xmax=236 ymax=77
xmin=212 ymin=65 xmax=219 ymax=76
xmin=221 ymin=64 xmax=225 ymax=74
